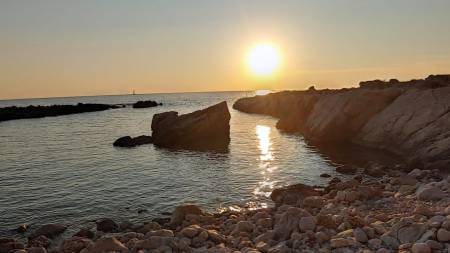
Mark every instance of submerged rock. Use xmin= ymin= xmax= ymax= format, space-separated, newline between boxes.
xmin=31 ymin=224 xmax=67 ymax=238
xmin=113 ymin=135 xmax=152 ymax=147
xmin=151 ymin=101 xmax=231 ymax=151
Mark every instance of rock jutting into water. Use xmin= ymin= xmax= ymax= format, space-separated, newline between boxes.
xmin=233 ymin=74 xmax=450 ymax=170
xmin=151 ymin=101 xmax=231 ymax=151
xmin=113 ymin=135 xmax=153 ymax=147
xmin=0 ymin=103 xmax=121 ymax=122
xmin=3 ymin=165 xmax=449 ymax=253
xmin=132 ymin=100 xmax=162 ymax=109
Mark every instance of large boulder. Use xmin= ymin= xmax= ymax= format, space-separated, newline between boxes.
xmin=151 ymin=101 xmax=231 ymax=151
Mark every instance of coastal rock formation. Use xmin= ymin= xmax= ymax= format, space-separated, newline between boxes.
xmin=132 ymin=100 xmax=162 ymax=109
xmin=233 ymin=75 xmax=450 ymax=170
xmin=151 ymin=101 xmax=231 ymax=151
xmin=113 ymin=135 xmax=153 ymax=147
xmin=0 ymin=103 xmax=121 ymax=122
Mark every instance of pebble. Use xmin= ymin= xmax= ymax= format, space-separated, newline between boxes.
xmin=299 ymin=216 xmax=316 ymax=232
xmin=353 ymin=227 xmax=368 ymax=243
xmin=437 ymin=228 xmax=450 ymax=242
xmin=330 ymin=238 xmax=352 ymax=248
xmin=180 ymin=227 xmax=198 ymax=238
xmin=411 ymin=242 xmax=431 ymax=253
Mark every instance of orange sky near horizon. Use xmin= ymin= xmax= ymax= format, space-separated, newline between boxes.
xmin=1 ymin=1 xmax=450 ymax=100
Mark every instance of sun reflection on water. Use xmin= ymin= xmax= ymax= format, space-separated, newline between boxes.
xmin=253 ymin=125 xmax=277 ymax=200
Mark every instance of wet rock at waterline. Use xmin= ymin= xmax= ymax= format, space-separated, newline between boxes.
xmin=113 ymin=135 xmax=153 ymax=147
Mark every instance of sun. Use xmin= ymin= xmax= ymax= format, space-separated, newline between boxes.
xmin=247 ymin=43 xmax=281 ymax=77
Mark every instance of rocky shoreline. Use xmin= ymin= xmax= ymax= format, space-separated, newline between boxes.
xmin=233 ymin=75 xmax=450 ymax=170
xmin=0 ymin=103 xmax=124 ymax=122
xmin=1 ymin=165 xmax=449 ymax=253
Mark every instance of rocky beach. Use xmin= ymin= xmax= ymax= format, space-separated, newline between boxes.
xmin=2 ymin=165 xmax=449 ymax=253
xmin=1 ymin=75 xmax=449 ymax=253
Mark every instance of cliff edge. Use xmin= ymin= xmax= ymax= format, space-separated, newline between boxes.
xmin=233 ymin=75 xmax=450 ymax=170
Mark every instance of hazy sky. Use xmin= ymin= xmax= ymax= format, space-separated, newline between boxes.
xmin=1 ymin=0 xmax=450 ymax=99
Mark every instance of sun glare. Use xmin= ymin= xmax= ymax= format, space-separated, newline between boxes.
xmin=247 ymin=43 xmax=281 ymax=77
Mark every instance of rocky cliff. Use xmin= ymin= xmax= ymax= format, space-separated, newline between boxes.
xmin=233 ymin=75 xmax=450 ymax=170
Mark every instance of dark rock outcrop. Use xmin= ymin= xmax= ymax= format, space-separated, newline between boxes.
xmin=31 ymin=224 xmax=67 ymax=238
xmin=151 ymin=101 xmax=231 ymax=151
xmin=0 ymin=103 xmax=120 ymax=122
xmin=113 ymin=135 xmax=152 ymax=147
xmin=96 ymin=218 xmax=118 ymax=233
xmin=233 ymin=75 xmax=450 ymax=170
xmin=132 ymin=100 xmax=162 ymax=109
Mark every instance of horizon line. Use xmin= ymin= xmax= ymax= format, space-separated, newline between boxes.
xmin=0 ymin=89 xmax=264 ymax=102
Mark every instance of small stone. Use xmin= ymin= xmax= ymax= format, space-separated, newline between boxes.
xmin=330 ymin=238 xmax=351 ymax=248
xmin=198 ymin=230 xmax=208 ymax=241
xmin=353 ymin=227 xmax=368 ymax=243
xmin=416 ymin=185 xmax=445 ymax=201
xmin=180 ymin=227 xmax=198 ymax=238
xmin=26 ymin=247 xmax=47 ymax=253
xmin=302 ymin=196 xmax=325 ymax=208
xmin=267 ymin=242 xmax=291 ymax=253
xmin=299 ymin=216 xmax=316 ymax=232
xmin=236 ymin=221 xmax=255 ymax=232
xmin=32 ymin=224 xmax=67 ymax=238
xmin=147 ymin=229 xmax=174 ymax=237
xmin=256 ymin=241 xmax=270 ymax=252
xmin=17 ymin=224 xmax=29 ymax=233
xmin=437 ymin=228 xmax=450 ymax=242
xmin=96 ymin=218 xmax=118 ymax=233
xmin=170 ymin=205 xmax=203 ymax=226
xmin=256 ymin=218 xmax=272 ymax=227
xmin=411 ymin=242 xmax=431 ymax=253
xmin=445 ymin=205 xmax=450 ymax=215
xmin=425 ymin=240 xmax=442 ymax=249
xmin=315 ymin=231 xmax=329 ymax=243
xmin=59 ymin=237 xmax=93 ymax=253
xmin=380 ymin=234 xmax=400 ymax=249
xmin=88 ymin=237 xmax=127 ymax=253
xmin=414 ymin=205 xmax=433 ymax=216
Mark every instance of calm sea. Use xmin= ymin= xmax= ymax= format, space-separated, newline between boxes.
xmin=0 ymin=91 xmax=343 ymax=235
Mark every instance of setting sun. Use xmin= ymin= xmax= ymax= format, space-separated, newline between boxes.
xmin=247 ymin=43 xmax=281 ymax=77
